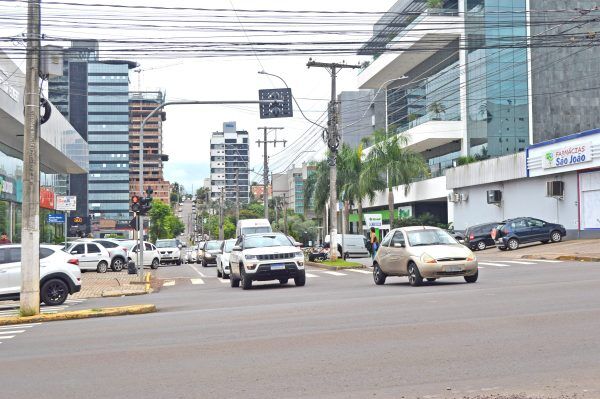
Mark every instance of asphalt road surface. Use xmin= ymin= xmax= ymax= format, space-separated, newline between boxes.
xmin=1 ymin=257 xmax=599 ymax=399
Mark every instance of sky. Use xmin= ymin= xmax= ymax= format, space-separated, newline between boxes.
xmin=0 ymin=0 xmax=394 ymax=194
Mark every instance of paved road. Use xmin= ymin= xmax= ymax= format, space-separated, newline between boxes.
xmin=1 ymin=259 xmax=599 ymax=398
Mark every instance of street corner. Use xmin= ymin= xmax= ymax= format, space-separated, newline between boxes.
xmin=0 ymin=304 xmax=157 ymax=326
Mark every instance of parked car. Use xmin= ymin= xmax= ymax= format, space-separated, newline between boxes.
xmin=122 ymin=240 xmax=161 ymax=269
xmin=463 ymin=222 xmax=499 ymax=251
xmin=0 ymin=244 xmax=81 ymax=306
xmin=195 ymin=241 xmax=205 ymax=264
xmin=229 ymin=232 xmax=306 ymax=290
xmin=64 ymin=241 xmax=111 ymax=273
xmin=155 ymin=239 xmax=184 ymax=265
xmin=85 ymin=238 xmax=129 ymax=271
xmin=201 ymin=240 xmax=223 ymax=267
xmin=492 ymin=217 xmax=567 ymax=250
xmin=216 ymin=239 xmax=236 ymax=279
xmin=373 ymin=226 xmax=478 ymax=287
xmin=324 ymin=234 xmax=370 ymax=259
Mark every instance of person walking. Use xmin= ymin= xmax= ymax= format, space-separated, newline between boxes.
xmin=0 ymin=232 xmax=11 ymax=245
xmin=370 ymin=227 xmax=379 ymax=260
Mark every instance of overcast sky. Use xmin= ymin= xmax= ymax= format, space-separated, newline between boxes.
xmin=1 ymin=0 xmax=394 ymax=193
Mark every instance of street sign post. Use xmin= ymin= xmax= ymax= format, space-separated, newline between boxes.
xmin=56 ymin=196 xmax=76 ymax=243
xmin=47 ymin=214 xmax=66 ymax=224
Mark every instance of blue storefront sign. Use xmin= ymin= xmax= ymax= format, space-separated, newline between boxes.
xmin=47 ymin=213 xmax=66 ymax=224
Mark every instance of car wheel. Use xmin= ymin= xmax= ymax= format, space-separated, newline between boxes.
xmin=97 ymin=261 xmax=108 ymax=273
xmin=507 ymin=238 xmax=519 ymax=250
xmin=240 ymin=270 xmax=252 ymax=290
xmin=223 ymin=272 xmax=230 ymax=280
xmin=294 ymin=270 xmax=306 ymax=286
xmin=176 ymin=260 xmax=182 ymax=266
xmin=151 ymin=258 xmax=159 ymax=269
xmin=407 ymin=263 xmax=423 ymax=287
xmin=202 ymin=260 xmax=207 ymax=267
xmin=476 ymin=241 xmax=486 ymax=251
xmin=230 ymin=273 xmax=240 ymax=288
xmin=550 ymin=230 xmax=562 ymax=243
xmin=217 ymin=269 xmax=222 ymax=278
xmin=41 ymin=278 xmax=69 ymax=306
xmin=111 ymin=257 xmax=124 ymax=272
xmin=464 ymin=271 xmax=479 ymax=283
xmin=426 ymin=278 xmax=437 ymax=282
xmin=373 ymin=264 xmax=386 ymax=285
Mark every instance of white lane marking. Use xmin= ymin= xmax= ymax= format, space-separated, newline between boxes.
xmin=323 ymin=271 xmax=347 ymax=276
xmin=305 ymin=273 xmax=319 ymax=278
xmin=346 ymin=269 xmax=372 ymax=274
xmin=0 ymin=324 xmax=37 ymax=329
xmin=163 ymin=280 xmax=176 ymax=287
xmin=0 ymin=330 xmax=25 ymax=335
xmin=189 ymin=264 xmax=206 ymax=277
xmin=523 ymin=259 xmax=562 ymax=263
xmin=219 ymin=279 xmax=229 ymax=284
xmin=190 ymin=278 xmax=205 ymax=285
xmin=478 ymin=266 xmax=485 ymax=269
xmin=503 ymin=260 xmax=536 ymax=265
xmin=478 ymin=262 xmax=510 ymax=267
xmin=0 ymin=335 xmax=15 ymax=339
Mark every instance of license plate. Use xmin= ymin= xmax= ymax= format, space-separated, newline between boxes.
xmin=445 ymin=266 xmax=462 ymax=272
xmin=271 ymin=264 xmax=285 ymax=270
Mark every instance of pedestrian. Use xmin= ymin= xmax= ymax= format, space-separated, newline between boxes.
xmin=370 ymin=227 xmax=379 ymax=259
xmin=0 ymin=232 xmax=11 ymax=245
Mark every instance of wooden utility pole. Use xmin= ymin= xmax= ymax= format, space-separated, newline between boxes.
xmin=306 ymin=60 xmax=361 ymax=261
xmin=20 ymin=0 xmax=41 ymax=316
xmin=257 ymin=127 xmax=286 ymax=220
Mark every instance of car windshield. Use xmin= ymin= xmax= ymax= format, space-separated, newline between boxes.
xmin=223 ymin=239 xmax=236 ymax=252
xmin=156 ymin=240 xmax=177 ymax=248
xmin=244 ymin=234 xmax=292 ymax=249
xmin=242 ymin=226 xmax=271 ymax=235
xmin=206 ymin=241 xmax=221 ymax=250
xmin=406 ymin=229 xmax=457 ymax=246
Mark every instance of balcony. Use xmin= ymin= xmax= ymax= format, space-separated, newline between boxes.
xmin=358 ymin=9 xmax=463 ymax=90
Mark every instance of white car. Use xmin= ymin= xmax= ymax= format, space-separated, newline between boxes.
xmin=229 ymin=233 xmax=306 ymax=290
xmin=216 ymin=239 xmax=236 ymax=279
xmin=64 ymin=241 xmax=112 ymax=273
xmin=155 ymin=239 xmax=183 ymax=265
xmin=122 ymin=241 xmax=161 ymax=269
xmin=0 ymin=244 xmax=81 ymax=305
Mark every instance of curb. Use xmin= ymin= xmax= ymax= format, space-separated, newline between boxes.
xmin=0 ymin=304 xmax=157 ymax=326
xmin=521 ymin=254 xmax=600 ymax=262
xmin=305 ymin=261 xmax=367 ymax=271
xmin=101 ymin=289 xmax=149 ymax=297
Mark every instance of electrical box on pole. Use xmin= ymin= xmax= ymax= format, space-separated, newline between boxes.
xmin=259 ymin=88 xmax=293 ymax=119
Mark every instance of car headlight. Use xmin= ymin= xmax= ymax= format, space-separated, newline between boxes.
xmin=294 ymin=251 xmax=303 ymax=258
xmin=245 ymin=254 xmax=257 ymax=260
xmin=206 ymin=253 xmax=212 ymax=258
xmin=421 ymin=253 xmax=437 ymax=264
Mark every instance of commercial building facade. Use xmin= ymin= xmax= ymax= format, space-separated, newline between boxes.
xmin=0 ymin=48 xmax=88 ymax=243
xmin=338 ymin=90 xmax=385 ymax=148
xmin=210 ymin=122 xmax=250 ymax=204
xmin=272 ymin=163 xmax=315 ymax=218
xmin=355 ymin=0 xmax=600 ymax=232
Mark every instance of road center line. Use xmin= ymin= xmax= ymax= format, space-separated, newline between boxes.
xmin=478 ymin=262 xmax=510 ymax=267
xmin=323 ymin=271 xmax=347 ymax=276
xmin=346 ymin=269 xmax=372 ymax=274
xmin=502 ymin=260 xmax=536 ymax=265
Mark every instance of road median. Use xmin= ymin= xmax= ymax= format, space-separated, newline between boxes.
xmin=0 ymin=304 xmax=157 ymax=326
xmin=305 ymin=259 xmax=366 ymax=271
xmin=521 ymin=254 xmax=600 ymax=262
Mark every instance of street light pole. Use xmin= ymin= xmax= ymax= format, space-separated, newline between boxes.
xmin=20 ymin=0 xmax=42 ymax=316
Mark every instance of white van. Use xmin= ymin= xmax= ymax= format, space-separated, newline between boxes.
xmin=325 ymin=234 xmax=370 ymax=259
xmin=236 ymin=219 xmax=272 ymax=237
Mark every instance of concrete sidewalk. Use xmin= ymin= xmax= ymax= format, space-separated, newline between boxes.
xmin=480 ymin=239 xmax=600 ymax=261
xmin=72 ymin=270 xmax=156 ymax=299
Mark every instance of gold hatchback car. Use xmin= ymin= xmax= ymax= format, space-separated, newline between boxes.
xmin=373 ymin=226 xmax=479 ymax=286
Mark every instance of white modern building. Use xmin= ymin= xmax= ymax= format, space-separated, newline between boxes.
xmin=209 ymin=122 xmax=249 ymax=204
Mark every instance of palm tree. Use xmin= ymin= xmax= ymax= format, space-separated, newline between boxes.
xmin=304 ymin=159 xmax=330 ymax=231
xmin=338 ymin=144 xmax=386 ymax=234
xmin=366 ymin=130 xmax=430 ymax=228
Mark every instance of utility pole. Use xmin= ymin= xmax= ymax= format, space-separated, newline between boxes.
xmin=219 ymin=186 xmax=224 ymax=240
xmin=20 ymin=0 xmax=42 ymax=316
xmin=307 ymin=60 xmax=360 ymax=261
xmin=283 ymin=193 xmax=288 ymax=236
xmin=257 ymin=127 xmax=285 ymax=220
xmin=235 ymin=170 xmax=240 ymax=224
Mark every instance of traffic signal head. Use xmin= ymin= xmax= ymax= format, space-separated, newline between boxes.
xmin=259 ymin=88 xmax=293 ymax=119
xmin=131 ymin=195 xmax=141 ymax=213
xmin=140 ymin=196 xmax=153 ymax=215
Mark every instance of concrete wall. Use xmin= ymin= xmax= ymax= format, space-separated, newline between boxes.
xmin=452 ymin=173 xmax=579 ymax=233
xmin=446 ymin=152 xmax=526 ymax=189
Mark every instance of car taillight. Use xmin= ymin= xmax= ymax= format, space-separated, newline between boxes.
xmin=68 ymin=258 xmax=79 ymax=266
xmin=491 ymin=229 xmax=496 ymax=239
xmin=503 ymin=229 xmax=509 ymax=235
xmin=469 ymin=233 xmax=474 ymax=240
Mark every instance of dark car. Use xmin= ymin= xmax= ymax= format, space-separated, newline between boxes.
xmin=201 ymin=240 xmax=223 ymax=267
xmin=463 ymin=222 xmax=499 ymax=251
xmin=492 ymin=217 xmax=566 ymax=251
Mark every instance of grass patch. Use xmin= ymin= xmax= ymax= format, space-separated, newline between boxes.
xmin=90 ymin=308 xmax=103 ymax=312
xmin=320 ymin=259 xmax=363 ymax=268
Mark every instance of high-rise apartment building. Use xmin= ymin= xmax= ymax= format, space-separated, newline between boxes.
xmin=49 ymin=40 xmax=138 ymax=234
xmin=129 ymin=91 xmax=170 ymax=204
xmin=210 ymin=122 xmax=250 ymax=204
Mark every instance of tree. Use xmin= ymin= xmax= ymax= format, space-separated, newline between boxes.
xmin=148 ymin=199 xmax=184 ymax=242
xmin=304 ymin=159 xmax=330 ymax=228
xmin=338 ymin=144 xmax=386 ymax=234
xmin=366 ymin=130 xmax=430 ymax=228
xmin=428 ymin=101 xmax=446 ymax=120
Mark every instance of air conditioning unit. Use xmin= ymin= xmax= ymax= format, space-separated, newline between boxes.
xmin=447 ymin=193 xmax=459 ymax=203
xmin=460 ymin=193 xmax=469 ymax=202
xmin=487 ymin=190 xmax=502 ymax=204
xmin=546 ymin=181 xmax=564 ymax=198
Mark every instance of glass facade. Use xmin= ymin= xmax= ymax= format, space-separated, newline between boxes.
xmin=466 ymin=0 xmax=529 ymax=157
xmin=293 ymin=173 xmax=304 ymax=214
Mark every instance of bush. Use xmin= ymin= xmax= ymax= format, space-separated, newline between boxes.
xmin=392 ymin=212 xmax=449 ymax=230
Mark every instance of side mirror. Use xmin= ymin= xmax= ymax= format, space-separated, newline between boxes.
xmin=178 ymin=244 xmax=183 ymax=249
xmin=294 ymin=242 xmax=302 ymax=247
xmin=70 ymin=250 xmax=78 ymax=255
xmin=232 ymin=245 xmax=242 ymax=252
xmin=393 ymin=242 xmax=405 ymax=248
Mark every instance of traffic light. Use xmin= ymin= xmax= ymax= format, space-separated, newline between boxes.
xmin=131 ymin=195 xmax=141 ymax=213
xmin=259 ymin=88 xmax=293 ymax=119
xmin=140 ymin=194 xmax=153 ymax=216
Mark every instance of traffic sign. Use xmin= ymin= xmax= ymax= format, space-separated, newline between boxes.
xmin=259 ymin=88 xmax=293 ymax=119
xmin=56 ymin=195 xmax=77 ymax=211
xmin=47 ymin=213 xmax=66 ymax=224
